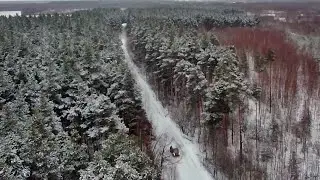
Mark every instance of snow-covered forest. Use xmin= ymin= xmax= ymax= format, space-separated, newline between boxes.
xmin=126 ymin=5 xmax=320 ymax=180
xmin=1 ymin=3 xmax=319 ymax=180
xmin=0 ymin=9 xmax=160 ymax=179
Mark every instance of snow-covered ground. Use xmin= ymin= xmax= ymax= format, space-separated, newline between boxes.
xmin=120 ymin=23 xmax=214 ymax=180
xmin=233 ymin=52 xmax=320 ymax=179
xmin=0 ymin=11 xmax=21 ymax=17
xmin=287 ymin=31 xmax=320 ymax=61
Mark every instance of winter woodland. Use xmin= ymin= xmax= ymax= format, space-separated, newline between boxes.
xmin=1 ymin=3 xmax=319 ymax=180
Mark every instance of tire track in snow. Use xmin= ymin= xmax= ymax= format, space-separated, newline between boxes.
xmin=120 ymin=23 xmax=214 ymax=180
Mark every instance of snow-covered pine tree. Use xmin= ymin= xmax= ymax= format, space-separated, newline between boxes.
xmin=0 ymin=8 xmax=160 ymax=179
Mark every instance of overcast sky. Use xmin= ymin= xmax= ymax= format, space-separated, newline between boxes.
xmin=0 ymin=0 xmax=315 ymax=2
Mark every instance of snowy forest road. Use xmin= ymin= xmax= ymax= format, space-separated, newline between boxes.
xmin=120 ymin=23 xmax=214 ymax=180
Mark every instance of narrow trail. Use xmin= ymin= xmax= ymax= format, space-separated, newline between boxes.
xmin=120 ymin=23 xmax=214 ymax=180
